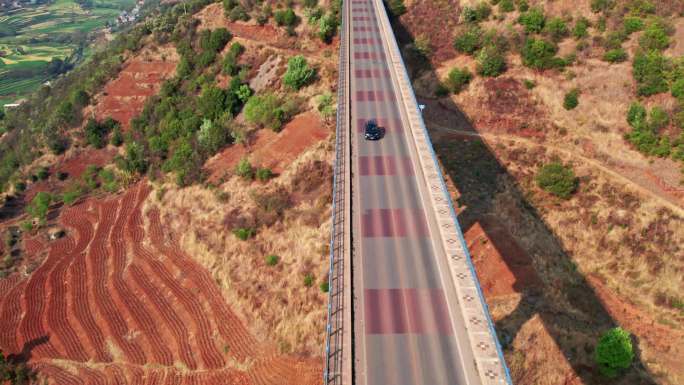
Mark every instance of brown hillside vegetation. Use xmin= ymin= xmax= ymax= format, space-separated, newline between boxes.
xmin=397 ymin=0 xmax=684 ymax=384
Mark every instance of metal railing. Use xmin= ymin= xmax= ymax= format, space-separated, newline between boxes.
xmin=324 ymin=1 xmax=349 ymax=383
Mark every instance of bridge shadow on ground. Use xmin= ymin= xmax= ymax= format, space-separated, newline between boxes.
xmin=388 ymin=16 xmax=659 ymax=385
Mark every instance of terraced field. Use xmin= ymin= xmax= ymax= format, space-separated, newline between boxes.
xmin=0 ymin=183 xmax=322 ymax=384
xmin=0 ymin=0 xmax=136 ymax=104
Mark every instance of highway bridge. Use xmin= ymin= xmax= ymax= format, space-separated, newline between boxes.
xmin=324 ymin=0 xmax=512 ymax=384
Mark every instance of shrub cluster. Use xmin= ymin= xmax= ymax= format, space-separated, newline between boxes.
xmin=444 ymin=67 xmax=472 ymax=94
xmin=563 ymin=89 xmax=580 ymax=110
xmin=535 ymin=162 xmax=578 ymax=199
xmin=283 ymin=55 xmax=316 ymax=90
xmin=594 ymin=327 xmax=634 ymax=378
xmin=84 ymin=117 xmax=120 ymax=148
xmin=625 ymin=102 xmax=672 ymax=157
xmin=244 ymin=93 xmax=298 ymax=131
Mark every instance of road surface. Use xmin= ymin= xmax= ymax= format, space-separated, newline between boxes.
xmin=349 ymin=0 xmax=484 ymax=384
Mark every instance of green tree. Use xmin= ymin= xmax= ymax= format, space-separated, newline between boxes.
xmin=274 ymin=8 xmax=297 ymax=26
xmin=453 ymin=26 xmax=482 ymax=55
xmin=385 ymin=0 xmax=406 ymax=17
xmin=476 ymin=45 xmax=506 ymax=77
xmin=198 ymin=119 xmax=229 ymax=155
xmin=199 ymin=86 xmax=227 ymax=121
xmin=671 ymin=78 xmax=684 ymax=99
xmin=462 ymin=3 xmax=491 ymax=23
xmin=536 ymin=162 xmax=578 ymax=199
xmin=623 ymin=17 xmax=644 ymax=34
xmin=518 ymin=7 xmax=545 ymax=34
xmin=283 ymin=55 xmax=315 ymax=90
xmin=318 ymin=13 xmax=338 ymax=43
xmin=27 ymin=191 xmax=52 ymax=223
xmin=545 ymin=17 xmax=568 ymax=41
xmin=563 ymin=89 xmax=580 ymax=110
xmin=521 ymin=38 xmax=558 ymax=70
xmin=639 ymin=21 xmax=670 ymax=51
xmin=444 ymin=67 xmax=472 ymax=93
xmin=632 ymin=51 xmax=668 ymax=96
xmin=244 ymin=93 xmax=286 ymax=130
xmin=603 ymin=48 xmax=627 ymax=63
xmin=256 ymin=167 xmax=273 ymax=181
xmin=572 ymin=17 xmax=590 ymax=39
xmin=594 ymin=327 xmax=634 ymax=378
xmin=235 ymin=157 xmax=253 ymax=179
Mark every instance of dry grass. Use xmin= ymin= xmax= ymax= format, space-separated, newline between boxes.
xmin=144 ymin=137 xmax=333 ymax=357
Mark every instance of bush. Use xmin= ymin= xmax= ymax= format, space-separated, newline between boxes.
xmin=283 ymin=55 xmax=315 ymax=90
xmin=444 ymin=67 xmax=472 ymax=93
xmin=563 ymin=89 xmax=579 ymax=110
xmin=303 ymin=273 xmax=314 ymax=287
xmin=627 ymin=102 xmax=647 ymax=129
xmin=84 ymin=117 xmax=119 ymax=148
xmin=572 ymin=17 xmax=590 ymax=39
xmin=521 ymin=38 xmax=559 ymax=70
xmin=477 ymin=45 xmax=506 ymax=77
xmin=320 ymin=281 xmax=329 ymax=293
xmin=233 ymin=227 xmax=255 ymax=240
xmin=110 ymin=127 xmax=123 ymax=146
xmin=462 ymin=3 xmax=491 ymax=23
xmin=274 ymin=8 xmax=297 ymax=26
xmin=255 ymin=167 xmax=273 ymax=181
xmin=536 ymin=162 xmax=578 ymax=199
xmin=632 ymin=51 xmax=668 ymax=96
xmin=639 ymin=21 xmax=670 ymax=51
xmin=385 ymin=0 xmax=406 ymax=17
xmin=265 ymin=254 xmax=279 ymax=266
xmin=518 ymin=7 xmax=545 ymax=34
xmin=36 ymin=166 xmax=49 ymax=181
xmin=671 ymin=78 xmax=684 ymax=99
xmin=318 ymin=13 xmax=338 ymax=43
xmin=198 ymin=119 xmax=229 ymax=155
xmin=229 ymin=6 xmax=250 ymax=21
xmin=623 ymin=17 xmax=644 ymax=34
xmin=235 ymin=158 xmax=253 ymax=179
xmin=244 ymin=93 xmax=293 ymax=131
xmin=317 ymin=93 xmax=335 ymax=120
xmin=545 ymin=17 xmax=568 ymax=41
xmin=590 ymin=0 xmax=614 ymax=13
xmin=523 ymin=79 xmax=536 ymax=89
xmin=453 ymin=26 xmax=482 ymax=55
xmin=26 ymin=191 xmax=52 ymax=223
xmin=499 ymin=0 xmax=514 ymax=13
xmin=625 ymin=103 xmax=671 ymax=156
xmin=594 ymin=327 xmax=634 ymax=378
xmin=603 ymin=48 xmax=627 ymax=63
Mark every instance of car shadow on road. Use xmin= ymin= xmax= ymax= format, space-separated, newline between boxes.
xmin=387 ymin=14 xmax=659 ymax=385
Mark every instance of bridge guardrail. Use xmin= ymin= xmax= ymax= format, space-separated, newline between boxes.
xmin=324 ymin=1 xmax=349 ymax=384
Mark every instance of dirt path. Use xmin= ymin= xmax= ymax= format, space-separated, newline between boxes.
xmin=428 ymin=122 xmax=684 ymax=217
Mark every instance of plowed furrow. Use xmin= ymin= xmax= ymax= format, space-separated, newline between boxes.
xmin=128 ymin=264 xmax=197 ymax=369
xmin=0 ymin=275 xmax=20 ymax=298
xmin=33 ymin=362 xmax=84 ymax=385
xmin=79 ymin=367 xmax=108 ymax=385
xmin=0 ymin=280 xmax=25 ymax=352
xmin=110 ymin=187 xmax=173 ymax=366
xmin=104 ymin=363 xmax=127 ymax=384
xmin=90 ymin=199 xmax=146 ymax=364
xmin=46 ymin=251 xmax=88 ymax=362
xmin=128 ymin=185 xmax=224 ymax=369
xmin=147 ymin=209 xmax=256 ymax=360
xmin=18 ymin=235 xmax=68 ymax=358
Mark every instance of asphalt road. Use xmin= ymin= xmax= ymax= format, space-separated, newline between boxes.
xmin=349 ymin=1 xmax=482 ymax=384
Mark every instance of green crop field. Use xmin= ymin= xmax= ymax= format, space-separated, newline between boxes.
xmin=0 ymin=0 xmax=137 ymax=104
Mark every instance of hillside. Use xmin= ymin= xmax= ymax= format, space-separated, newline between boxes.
xmin=0 ymin=0 xmax=339 ymax=383
xmin=391 ymin=0 xmax=683 ymax=384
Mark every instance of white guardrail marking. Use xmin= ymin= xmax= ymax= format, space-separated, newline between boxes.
xmin=371 ymin=1 xmax=513 ymax=384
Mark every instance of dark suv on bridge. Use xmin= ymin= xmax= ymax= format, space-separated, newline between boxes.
xmin=364 ymin=119 xmax=384 ymax=140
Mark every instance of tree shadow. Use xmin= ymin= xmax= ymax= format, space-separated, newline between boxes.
xmin=2 ymin=335 xmax=45 ymax=384
xmin=387 ymin=14 xmax=660 ymax=385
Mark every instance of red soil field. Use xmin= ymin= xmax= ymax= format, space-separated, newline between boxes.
xmin=205 ymin=112 xmax=329 ymax=182
xmin=92 ymin=52 xmax=177 ymax=129
xmin=0 ymin=183 xmax=322 ymax=384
